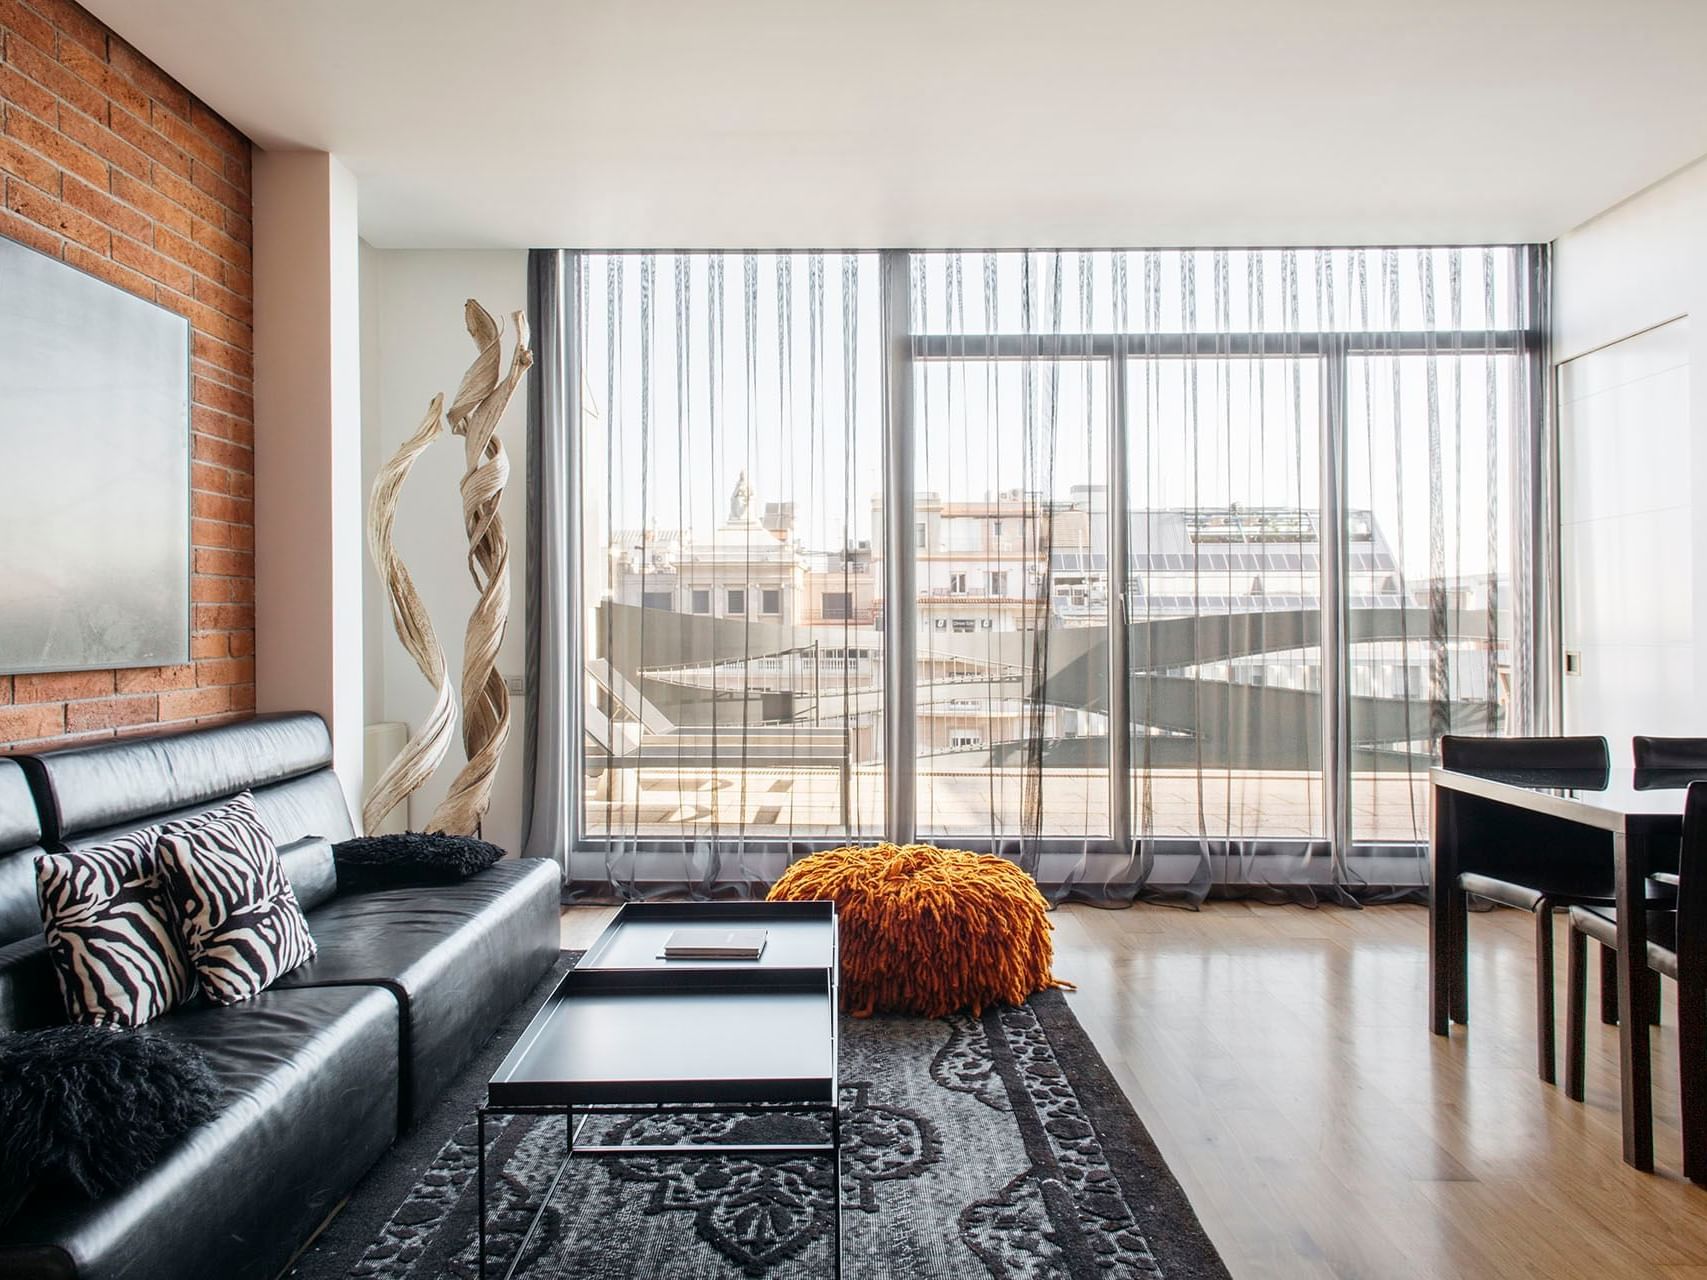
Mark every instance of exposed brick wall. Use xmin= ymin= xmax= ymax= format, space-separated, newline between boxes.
xmin=0 ymin=0 xmax=254 ymax=749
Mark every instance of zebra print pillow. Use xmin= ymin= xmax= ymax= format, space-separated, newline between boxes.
xmin=156 ymin=793 xmax=316 ymax=1006
xmin=35 ymin=828 xmax=196 ymax=1029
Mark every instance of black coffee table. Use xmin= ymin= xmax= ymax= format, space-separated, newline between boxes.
xmin=478 ymin=900 xmax=841 ymax=1278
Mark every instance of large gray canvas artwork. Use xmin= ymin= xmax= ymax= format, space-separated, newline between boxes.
xmin=0 ymin=235 xmax=190 ymax=674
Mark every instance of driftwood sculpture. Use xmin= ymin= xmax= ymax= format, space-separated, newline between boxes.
xmin=426 ymin=302 xmax=533 ymax=836
xmin=362 ymin=395 xmax=457 ymax=834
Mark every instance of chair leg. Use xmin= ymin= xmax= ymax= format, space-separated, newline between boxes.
xmin=1449 ymin=888 xmax=1470 ymax=1025
xmin=1680 ymin=976 xmax=1707 ymax=1184
xmin=1647 ymin=966 xmax=1663 ymax=1027
xmin=1566 ymin=923 xmax=1588 ymax=1102
xmin=1600 ymin=942 xmax=1619 ymax=1025
xmin=1536 ymin=906 xmax=1557 ymax=1084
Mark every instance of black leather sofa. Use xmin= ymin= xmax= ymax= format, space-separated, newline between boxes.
xmin=0 ymin=713 xmax=562 ymax=1280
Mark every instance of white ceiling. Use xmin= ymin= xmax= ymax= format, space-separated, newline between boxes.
xmin=85 ymin=0 xmax=1707 ymax=250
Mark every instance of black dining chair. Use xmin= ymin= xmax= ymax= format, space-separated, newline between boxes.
xmin=1565 ymin=778 xmax=1707 ymax=1183
xmin=1440 ymin=734 xmax=1614 ymax=1084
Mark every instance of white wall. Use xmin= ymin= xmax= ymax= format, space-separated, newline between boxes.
xmin=359 ymin=247 xmax=531 ymax=852
xmin=1558 ymin=320 xmax=1692 ymax=746
xmin=1554 ymin=155 xmax=1707 ymax=747
xmin=253 ymin=151 xmax=365 ymax=819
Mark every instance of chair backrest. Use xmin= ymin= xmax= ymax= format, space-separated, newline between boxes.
xmin=1632 ymin=736 xmax=1707 ymax=791
xmin=1439 ymin=734 xmax=1609 ymax=789
xmin=1677 ymin=781 xmax=1707 ymax=975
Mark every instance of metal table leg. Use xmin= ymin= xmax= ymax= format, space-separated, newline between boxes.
xmin=830 ymin=1104 xmax=842 ymax=1278
xmin=477 ymin=1108 xmax=488 ymax=1280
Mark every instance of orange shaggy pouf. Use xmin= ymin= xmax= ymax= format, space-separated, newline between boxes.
xmin=767 ymin=843 xmax=1063 ymax=1018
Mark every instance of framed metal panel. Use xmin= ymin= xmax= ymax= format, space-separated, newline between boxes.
xmin=0 ymin=234 xmax=190 ymax=673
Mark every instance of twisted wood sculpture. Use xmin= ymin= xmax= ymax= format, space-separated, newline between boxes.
xmin=362 ymin=395 xmax=457 ymax=834
xmin=426 ymin=302 xmax=533 ymax=836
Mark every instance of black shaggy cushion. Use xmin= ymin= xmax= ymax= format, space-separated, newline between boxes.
xmin=0 ymin=1027 xmax=223 ymax=1224
xmin=333 ymin=832 xmax=506 ymax=889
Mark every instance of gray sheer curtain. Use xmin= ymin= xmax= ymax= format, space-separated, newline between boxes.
xmin=528 ymin=246 xmax=1547 ymax=903
xmin=521 ymin=249 xmax=573 ymax=883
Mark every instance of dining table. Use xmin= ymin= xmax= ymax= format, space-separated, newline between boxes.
xmin=1429 ymin=765 xmax=1697 ymax=1171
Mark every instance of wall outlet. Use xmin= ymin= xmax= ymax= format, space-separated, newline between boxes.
xmin=1563 ymin=651 xmax=1583 ymax=676
xmin=505 ymin=674 xmax=525 ymax=695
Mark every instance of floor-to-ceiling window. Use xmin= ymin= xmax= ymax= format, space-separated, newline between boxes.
xmin=560 ymin=245 xmax=1544 ymax=899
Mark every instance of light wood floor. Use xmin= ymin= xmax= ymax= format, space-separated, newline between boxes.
xmin=560 ymin=901 xmax=1707 ymax=1280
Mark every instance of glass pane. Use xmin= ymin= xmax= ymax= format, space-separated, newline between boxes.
xmin=1126 ymin=356 xmax=1324 ymax=838
xmin=1347 ymin=350 xmax=1521 ymax=843
xmin=908 ymin=358 xmax=1111 ymax=838
xmin=578 ymin=252 xmax=885 ymax=840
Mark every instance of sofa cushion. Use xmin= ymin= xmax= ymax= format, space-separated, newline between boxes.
xmin=274 ymin=857 xmax=560 ymax=1126
xmin=0 ymin=984 xmax=400 ymax=1280
xmin=0 ymin=759 xmax=48 ymax=949
xmin=277 ymin=836 xmax=337 ymax=913
xmin=35 ymin=829 xmax=195 ymax=1029
xmin=20 ymin=714 xmax=336 ymax=846
xmin=156 ymin=794 xmax=315 ymax=1006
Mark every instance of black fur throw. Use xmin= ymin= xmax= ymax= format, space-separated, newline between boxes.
xmin=0 ymin=1027 xmax=223 ymax=1224
xmin=333 ymin=832 xmax=506 ymax=888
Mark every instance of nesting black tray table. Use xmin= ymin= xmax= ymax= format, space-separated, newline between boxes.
xmin=478 ymin=900 xmax=841 ymax=1278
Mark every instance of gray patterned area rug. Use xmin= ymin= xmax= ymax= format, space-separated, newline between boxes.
xmin=288 ymin=954 xmax=1228 ymax=1280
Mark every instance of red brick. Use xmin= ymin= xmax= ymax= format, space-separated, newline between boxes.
xmin=108 ymin=103 xmax=188 ymax=178
xmin=63 ymin=172 xmax=150 ymax=241
xmin=192 ymin=574 xmax=253 ymax=604
xmin=189 ymin=215 xmax=248 ymax=270
xmin=189 ymin=158 xmax=244 ymax=214
xmin=191 ymin=517 xmax=253 ymax=551
xmin=59 ymin=102 xmax=151 ymax=181
xmin=111 ymin=167 xmax=191 ymax=236
xmin=0 ymin=702 xmax=64 ymax=744
xmin=192 ymin=376 xmax=253 ymax=421
xmin=150 ymin=161 xmax=223 ymax=226
xmin=3 ymin=29 xmax=104 ymax=119
xmin=0 ymin=0 xmax=56 ymax=58
xmin=192 ymin=331 xmax=252 ymax=380
xmin=115 ymin=664 xmax=194 ymax=693
xmin=0 ymin=57 xmax=56 ymax=122
xmin=196 ymin=656 xmax=253 ymax=687
xmin=0 ymin=198 xmax=59 ymax=254
xmin=0 ymin=127 xmax=59 ymax=193
xmin=185 ymin=100 xmax=244 ymax=161
xmin=4 ymin=104 xmax=103 ymax=188
xmin=188 ymin=633 xmax=226 ymax=659
xmin=192 ymin=431 xmax=251 ymax=471
xmin=227 ymin=632 xmax=255 ymax=658
xmin=193 ymin=604 xmax=254 ymax=634
xmin=193 ymin=546 xmax=252 ymax=577
xmin=5 ymin=178 xmax=105 ymax=251
xmin=63 ymin=241 xmax=153 ymax=300
xmin=158 ymin=685 xmax=230 ymax=721
xmin=66 ymin=694 xmax=159 ymax=733
xmin=154 ymin=223 xmax=223 ymax=280
xmin=0 ymin=676 xmax=10 ymax=705
xmin=107 ymin=36 xmax=191 ymax=119
xmin=190 ymin=490 xmax=250 ymax=524
xmin=112 ymin=231 xmax=193 ymax=293
xmin=14 ymin=670 xmax=113 ymax=702
xmin=227 ymin=685 xmax=256 ymax=714
xmin=191 ymin=270 xmax=250 ymax=324
xmin=28 ymin=0 xmax=106 ymax=59
xmin=56 ymin=39 xmax=148 ymax=120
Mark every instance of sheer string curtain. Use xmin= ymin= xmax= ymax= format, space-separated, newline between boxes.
xmin=567 ymin=252 xmax=883 ymax=897
xmin=530 ymin=245 xmax=1545 ymax=902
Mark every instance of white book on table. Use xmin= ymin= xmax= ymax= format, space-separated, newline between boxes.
xmin=660 ymin=928 xmax=768 ymax=960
